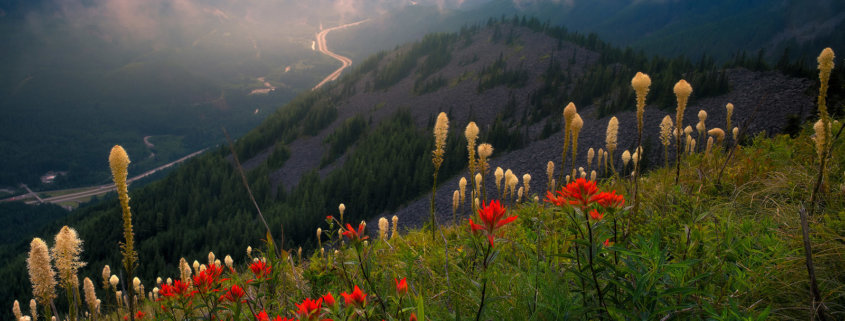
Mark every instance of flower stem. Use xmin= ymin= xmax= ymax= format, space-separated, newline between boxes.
xmin=474 ymin=244 xmax=491 ymax=321
xmin=355 ymin=246 xmax=388 ymax=316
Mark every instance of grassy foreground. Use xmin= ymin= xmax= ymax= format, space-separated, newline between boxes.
xmin=13 ymin=115 xmax=844 ymax=321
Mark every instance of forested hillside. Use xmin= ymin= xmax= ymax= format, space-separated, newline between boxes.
xmin=1 ymin=16 xmax=841 ymax=312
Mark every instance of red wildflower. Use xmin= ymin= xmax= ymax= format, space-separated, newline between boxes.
xmin=124 ymin=311 xmax=146 ymax=320
xmin=158 ymin=280 xmax=191 ymax=299
xmin=250 ymin=261 xmax=272 ymax=279
xmin=341 ymin=285 xmax=367 ymax=307
xmin=295 ymin=297 xmax=323 ymax=320
xmin=410 ymin=313 xmax=417 ymax=321
xmin=603 ymin=238 xmax=612 ymax=247
xmin=589 ymin=209 xmax=604 ymax=221
xmin=322 ymin=292 xmax=336 ymax=306
xmin=468 ymin=200 xmax=517 ymax=247
xmin=255 ymin=310 xmax=270 ymax=321
xmin=546 ymin=179 xmax=626 ymax=211
xmin=219 ymin=285 xmax=245 ymax=303
xmin=395 ymin=277 xmax=408 ymax=295
xmin=192 ymin=264 xmax=225 ymax=293
xmin=595 ymin=191 xmax=625 ymax=208
xmin=342 ymin=223 xmax=369 ymax=242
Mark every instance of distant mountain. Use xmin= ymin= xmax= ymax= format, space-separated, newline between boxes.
xmin=2 ymin=17 xmax=834 ymax=315
xmin=464 ymin=0 xmax=845 ymax=62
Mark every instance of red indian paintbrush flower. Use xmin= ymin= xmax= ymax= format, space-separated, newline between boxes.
xmin=342 ymin=223 xmax=369 ymax=242
xmin=158 ymin=280 xmax=192 ymax=299
xmin=219 ymin=284 xmax=245 ymax=303
xmin=595 ymin=190 xmax=625 ymax=208
xmin=589 ymin=209 xmax=604 ymax=221
xmin=545 ymin=178 xmax=625 ymax=210
xmin=192 ymin=264 xmax=225 ymax=293
xmin=295 ymin=297 xmax=323 ymax=320
xmin=395 ymin=277 xmax=408 ymax=295
xmin=341 ymin=285 xmax=367 ymax=307
xmin=250 ymin=261 xmax=272 ymax=279
xmin=545 ymin=178 xmax=600 ymax=209
xmin=322 ymin=292 xmax=336 ymax=306
xmin=468 ymin=200 xmax=517 ymax=247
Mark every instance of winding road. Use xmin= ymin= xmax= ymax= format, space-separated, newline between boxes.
xmin=312 ymin=19 xmax=369 ymax=90
xmin=1 ymin=149 xmax=207 ymax=207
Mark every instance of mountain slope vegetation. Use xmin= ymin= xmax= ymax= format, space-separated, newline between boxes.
xmin=1 ymin=16 xmax=842 ymax=316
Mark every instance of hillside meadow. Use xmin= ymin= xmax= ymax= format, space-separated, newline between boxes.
xmin=11 ymin=48 xmax=845 ymax=320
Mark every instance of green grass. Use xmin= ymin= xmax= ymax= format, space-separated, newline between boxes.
xmin=64 ymin=118 xmax=845 ymax=320
xmin=15 ymin=118 xmax=845 ymax=321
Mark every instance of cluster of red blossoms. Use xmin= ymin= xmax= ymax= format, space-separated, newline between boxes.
xmin=254 ymin=285 xmax=368 ymax=321
xmin=545 ymin=178 xmax=625 ymax=218
xmin=341 ymin=222 xmax=369 ymax=242
xmin=250 ymin=260 xmax=273 ymax=279
xmin=469 ymin=200 xmax=518 ymax=247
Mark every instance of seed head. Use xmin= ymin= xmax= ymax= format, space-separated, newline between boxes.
xmin=13 ymin=300 xmax=22 ymax=321
xmin=133 ymin=277 xmax=141 ymax=293
xmin=698 ymin=110 xmax=707 ymax=122
xmin=433 ymin=112 xmax=449 ymax=169
xmin=225 ymin=255 xmax=233 ymax=269
xmin=587 ymin=148 xmax=595 ymax=167
xmin=507 ymin=172 xmax=519 ymax=198
xmin=571 ymin=114 xmax=583 ymax=135
xmin=818 ymin=47 xmax=835 ymax=75
xmin=378 ymin=217 xmax=389 ymax=241
xmin=689 ymin=138 xmax=696 ymax=154
xmin=632 ymin=150 xmax=640 ymax=168
xmin=660 ymin=115 xmax=674 ymax=147
xmin=478 ymin=143 xmax=493 ymax=159
xmin=522 ymin=174 xmax=531 ymax=195
xmin=622 ymin=150 xmax=631 ymax=168
xmin=109 ymin=275 xmax=119 ymax=288
xmin=517 ymin=187 xmax=524 ymax=202
xmin=563 ymin=102 xmax=577 ymax=126
xmin=391 ymin=215 xmax=399 ymax=239
xmin=27 ymin=238 xmax=56 ymax=305
xmin=459 ymin=177 xmax=467 ymax=204
xmin=705 ymin=137 xmax=714 ymax=157
xmin=434 ymin=112 xmax=449 ymax=151
xmin=684 ymin=126 xmax=693 ymax=136
xmin=208 ymin=252 xmax=215 ymax=265
xmin=546 ymin=161 xmax=554 ymax=185
xmin=708 ymin=128 xmax=725 ymax=144
xmin=674 ymin=80 xmax=692 ymax=133
xmin=475 ymin=173 xmax=483 ymax=194
xmin=338 ymin=203 xmax=346 ymax=217
xmin=494 ymin=167 xmax=504 ymax=192
xmin=732 ymin=127 xmax=739 ymax=140
xmin=606 ymin=117 xmax=619 ymax=155
xmin=465 ymin=122 xmax=479 ymax=174
xmin=179 ymin=258 xmax=191 ymax=282
xmin=84 ymin=277 xmax=98 ymax=316
xmin=632 ymin=72 xmax=651 ymax=128
xmin=101 ymin=265 xmax=110 ymax=289
xmin=29 ymin=299 xmax=37 ymax=321
xmin=590 ymin=170 xmax=596 ymax=182
xmin=725 ymin=103 xmax=734 ymax=130
xmin=246 ymin=246 xmax=252 ymax=258
xmin=814 ymin=119 xmax=827 ymax=159
xmin=452 ymin=190 xmax=460 ymax=213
